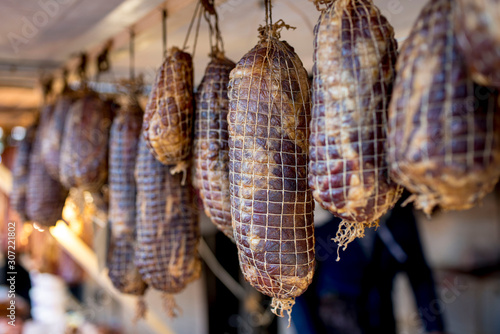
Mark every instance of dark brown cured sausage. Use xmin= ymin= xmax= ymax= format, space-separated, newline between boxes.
xmin=309 ymin=0 xmax=401 ymax=249
xmin=194 ymin=54 xmax=235 ymax=239
xmin=228 ymin=22 xmax=315 ymax=319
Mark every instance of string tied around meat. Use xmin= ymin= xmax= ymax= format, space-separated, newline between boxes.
xmin=310 ymin=0 xmax=336 ymax=12
xmin=333 ymin=219 xmax=380 ymax=261
xmin=163 ymin=293 xmax=182 ymax=318
xmin=270 ymin=297 xmax=295 ymax=328
xmin=258 ymin=19 xmax=295 ymax=40
xmin=134 ymin=297 xmax=147 ymax=323
xmin=39 ymin=74 xmax=54 ymax=103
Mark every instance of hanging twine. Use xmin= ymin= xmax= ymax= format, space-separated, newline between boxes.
xmin=96 ymin=40 xmax=113 ymax=74
xmin=260 ymin=0 xmax=295 ymax=40
xmin=129 ymin=29 xmax=135 ymax=81
xmin=310 ymin=0 xmax=336 ymax=12
xmin=182 ymin=1 xmax=203 ymax=57
xmin=61 ymin=67 xmax=70 ymax=93
xmin=258 ymin=19 xmax=295 ymax=40
xmin=200 ymin=0 xmax=216 ymax=15
xmin=202 ymin=0 xmax=225 ymax=57
xmin=264 ymin=0 xmax=274 ymax=36
xmin=162 ymin=9 xmax=168 ymax=56
xmin=40 ymin=74 xmax=54 ymax=103
xmin=77 ymin=52 xmax=88 ymax=83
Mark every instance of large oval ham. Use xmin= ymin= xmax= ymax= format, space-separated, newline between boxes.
xmin=228 ymin=22 xmax=315 ymax=319
xmin=309 ymin=0 xmax=401 ymax=249
xmin=454 ymin=0 xmax=500 ymax=87
xmin=387 ymin=0 xmax=500 ymax=215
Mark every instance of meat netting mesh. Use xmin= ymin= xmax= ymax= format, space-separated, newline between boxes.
xmin=143 ymin=47 xmax=194 ymax=179
xmin=454 ymin=0 xmax=500 ymax=87
xmin=387 ymin=0 xmax=500 ymax=215
xmin=228 ymin=22 xmax=315 ymax=320
xmin=135 ymin=136 xmax=201 ymax=317
xmin=40 ymin=93 xmax=74 ymax=181
xmin=59 ymin=93 xmax=111 ymax=190
xmin=194 ymin=55 xmax=235 ymax=240
xmin=10 ymin=122 xmax=37 ymax=222
xmin=26 ymin=105 xmax=68 ymax=227
xmin=108 ymin=103 xmax=146 ymax=296
xmin=308 ymin=0 xmax=401 ymax=252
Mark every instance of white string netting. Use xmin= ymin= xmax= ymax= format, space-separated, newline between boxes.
xmin=309 ymin=0 xmax=337 ymax=12
xmin=26 ymin=105 xmax=68 ymax=226
xmin=228 ymin=15 xmax=315 ymax=325
xmin=454 ymin=0 xmax=500 ymax=87
xmin=40 ymin=94 xmax=74 ymax=180
xmin=310 ymin=0 xmax=401 ymax=254
xmin=194 ymin=56 xmax=235 ymax=239
xmin=59 ymin=93 xmax=110 ymax=191
xmin=143 ymin=48 xmax=194 ymax=181
xmin=135 ymin=136 xmax=201 ymax=318
xmin=10 ymin=122 xmax=37 ymax=221
xmin=386 ymin=0 xmax=500 ymax=216
xmin=144 ymin=3 xmax=204 ymax=180
xmin=108 ymin=106 xmax=147 ymax=295
xmin=134 ymin=297 xmax=147 ymax=322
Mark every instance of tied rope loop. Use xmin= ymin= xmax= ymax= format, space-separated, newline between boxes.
xmin=310 ymin=0 xmax=336 ymax=12
xmin=202 ymin=0 xmax=225 ymax=58
xmin=258 ymin=19 xmax=296 ymax=40
xmin=162 ymin=9 xmax=168 ymax=57
xmin=182 ymin=0 xmax=203 ymax=57
xmin=77 ymin=52 xmax=88 ymax=84
xmin=200 ymin=0 xmax=216 ymax=15
xmin=61 ymin=67 xmax=70 ymax=94
xmin=95 ymin=40 xmax=113 ymax=83
xmin=40 ymin=74 xmax=54 ymax=104
xmin=129 ymin=29 xmax=135 ymax=81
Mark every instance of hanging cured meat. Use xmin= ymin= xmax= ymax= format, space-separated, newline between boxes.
xmin=387 ymin=0 xmax=500 ymax=215
xmin=59 ymin=91 xmax=112 ymax=190
xmin=26 ymin=105 xmax=68 ymax=227
xmin=454 ymin=0 xmax=500 ymax=87
xmin=41 ymin=90 xmax=75 ymax=182
xmin=308 ymin=0 xmax=401 ymax=249
xmin=107 ymin=91 xmax=147 ymax=297
xmin=10 ymin=122 xmax=37 ymax=222
xmin=134 ymin=136 xmax=201 ymax=317
xmin=228 ymin=21 xmax=315 ymax=319
xmin=194 ymin=53 xmax=235 ymax=239
xmin=143 ymin=47 xmax=194 ymax=179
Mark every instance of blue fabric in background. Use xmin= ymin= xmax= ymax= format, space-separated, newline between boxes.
xmin=293 ymin=197 xmax=445 ymax=334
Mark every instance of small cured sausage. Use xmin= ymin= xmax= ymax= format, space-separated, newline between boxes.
xmin=143 ymin=47 xmax=194 ymax=178
xmin=194 ymin=53 xmax=235 ymax=239
xmin=134 ymin=136 xmax=201 ymax=317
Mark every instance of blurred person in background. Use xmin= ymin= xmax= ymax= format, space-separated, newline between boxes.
xmin=292 ymin=193 xmax=446 ymax=334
